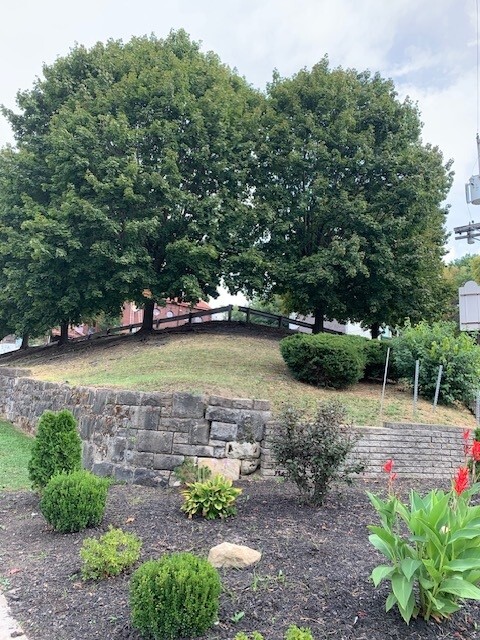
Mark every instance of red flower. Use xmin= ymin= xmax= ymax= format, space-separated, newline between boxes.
xmin=463 ymin=429 xmax=471 ymax=441
xmin=454 ymin=467 xmax=470 ymax=496
xmin=383 ymin=459 xmax=394 ymax=474
xmin=472 ymin=440 xmax=480 ymax=462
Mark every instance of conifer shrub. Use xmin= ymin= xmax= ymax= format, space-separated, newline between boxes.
xmin=28 ymin=409 xmax=82 ymax=490
xmin=130 ymin=552 xmax=221 ymax=640
xmin=272 ymin=401 xmax=364 ymax=505
xmin=80 ymin=526 xmax=142 ymax=580
xmin=280 ymin=333 xmax=365 ymax=388
xmin=40 ymin=470 xmax=110 ymax=533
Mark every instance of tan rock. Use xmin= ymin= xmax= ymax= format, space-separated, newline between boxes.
xmin=240 ymin=458 xmax=260 ymax=475
xmin=197 ymin=457 xmax=241 ymax=481
xmin=226 ymin=441 xmax=261 ymax=459
xmin=208 ymin=542 xmax=261 ymax=568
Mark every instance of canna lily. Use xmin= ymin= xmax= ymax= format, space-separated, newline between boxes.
xmin=383 ymin=459 xmax=394 ymax=474
xmin=472 ymin=440 xmax=480 ymax=462
xmin=453 ymin=466 xmax=470 ymax=496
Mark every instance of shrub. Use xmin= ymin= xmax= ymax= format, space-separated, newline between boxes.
xmin=130 ymin=552 xmax=221 ymax=639
xmin=362 ymin=339 xmax=396 ymax=380
xmin=181 ymin=474 xmax=242 ymax=519
xmin=285 ymin=625 xmax=314 ymax=640
xmin=40 ymin=470 xmax=110 ymax=533
xmin=173 ymin=459 xmax=212 ymax=485
xmin=272 ymin=401 xmax=364 ymax=505
xmin=280 ymin=333 xmax=365 ymax=389
xmin=28 ymin=409 xmax=82 ymax=490
xmin=393 ymin=321 xmax=480 ymax=405
xmin=80 ymin=526 xmax=142 ymax=580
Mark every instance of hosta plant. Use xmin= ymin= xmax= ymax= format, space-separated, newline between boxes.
xmin=181 ymin=474 xmax=242 ymax=519
xmin=368 ymin=463 xmax=480 ymax=623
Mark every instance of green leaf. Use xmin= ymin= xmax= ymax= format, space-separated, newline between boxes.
xmin=439 ymin=578 xmax=480 ymax=599
xmin=392 ymin=573 xmax=414 ymax=611
xmin=450 ymin=528 xmax=480 ymax=542
xmin=368 ymin=534 xmax=394 ymax=561
xmin=371 ymin=565 xmax=394 ymax=587
xmin=445 ymin=558 xmax=480 ymax=572
xmin=400 ymin=558 xmax=422 ymax=581
xmin=385 ymin=591 xmax=398 ymax=612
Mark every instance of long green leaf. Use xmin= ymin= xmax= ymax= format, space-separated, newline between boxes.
xmin=439 ymin=578 xmax=480 ymax=599
xmin=446 ymin=558 xmax=480 ymax=572
xmin=371 ymin=565 xmax=394 ymax=587
xmin=385 ymin=591 xmax=398 ymax=612
xmin=450 ymin=528 xmax=480 ymax=542
xmin=368 ymin=534 xmax=394 ymax=561
xmin=400 ymin=558 xmax=422 ymax=581
xmin=392 ymin=573 xmax=414 ymax=611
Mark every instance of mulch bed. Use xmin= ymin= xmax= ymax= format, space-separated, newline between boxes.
xmin=1 ymin=478 xmax=479 ymax=640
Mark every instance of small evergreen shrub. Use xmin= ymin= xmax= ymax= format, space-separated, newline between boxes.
xmin=173 ymin=459 xmax=212 ymax=485
xmin=80 ymin=526 xmax=142 ymax=580
xmin=181 ymin=474 xmax=242 ymax=519
xmin=280 ymin=333 xmax=365 ymax=388
xmin=393 ymin=321 xmax=480 ymax=405
xmin=40 ymin=470 xmax=110 ymax=533
xmin=130 ymin=552 xmax=221 ymax=639
xmin=28 ymin=409 xmax=82 ymax=490
xmin=272 ymin=401 xmax=364 ymax=505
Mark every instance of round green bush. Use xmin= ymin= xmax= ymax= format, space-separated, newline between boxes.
xmin=280 ymin=333 xmax=366 ymax=388
xmin=40 ymin=470 xmax=110 ymax=533
xmin=28 ymin=409 xmax=82 ymax=490
xmin=130 ymin=552 xmax=221 ymax=640
xmin=80 ymin=526 xmax=142 ymax=580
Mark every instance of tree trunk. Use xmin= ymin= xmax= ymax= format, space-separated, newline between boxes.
xmin=140 ymin=299 xmax=155 ymax=332
xmin=59 ymin=321 xmax=69 ymax=345
xmin=20 ymin=333 xmax=29 ymax=350
xmin=312 ymin=306 xmax=324 ymax=334
xmin=370 ymin=322 xmax=381 ymax=339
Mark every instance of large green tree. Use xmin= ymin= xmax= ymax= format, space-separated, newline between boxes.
xmin=253 ymin=59 xmax=453 ymax=334
xmin=2 ymin=31 xmax=262 ymax=340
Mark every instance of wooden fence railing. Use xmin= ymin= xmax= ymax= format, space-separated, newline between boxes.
xmin=72 ymin=304 xmax=342 ymax=343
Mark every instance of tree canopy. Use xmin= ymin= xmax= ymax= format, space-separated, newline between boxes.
xmin=1 ymin=31 xmax=262 ymax=339
xmin=0 ymin=39 xmax=454 ymax=342
xmin=252 ymin=59 xmax=453 ymax=334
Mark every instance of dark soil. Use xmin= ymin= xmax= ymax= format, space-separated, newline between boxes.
xmin=1 ymin=478 xmax=479 ymax=640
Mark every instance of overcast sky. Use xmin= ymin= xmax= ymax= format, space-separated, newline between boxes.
xmin=1 ymin=0 xmax=479 ymax=265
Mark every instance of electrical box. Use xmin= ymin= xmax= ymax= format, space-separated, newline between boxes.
xmin=459 ymin=280 xmax=480 ymax=330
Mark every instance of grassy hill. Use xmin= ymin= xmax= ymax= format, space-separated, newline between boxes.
xmin=1 ymin=322 xmax=476 ymax=428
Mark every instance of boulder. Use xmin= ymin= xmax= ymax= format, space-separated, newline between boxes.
xmin=240 ymin=458 xmax=260 ymax=475
xmin=197 ymin=457 xmax=241 ymax=481
xmin=208 ymin=542 xmax=261 ymax=568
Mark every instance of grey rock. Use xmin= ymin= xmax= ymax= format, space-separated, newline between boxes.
xmin=136 ymin=430 xmax=173 ymax=454
xmin=153 ymin=454 xmax=185 ymax=470
xmin=210 ymin=421 xmax=238 ymax=441
xmin=172 ymin=393 xmax=205 ymax=418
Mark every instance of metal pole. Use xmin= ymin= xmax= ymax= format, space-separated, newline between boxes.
xmin=413 ymin=360 xmax=420 ymax=418
xmin=433 ymin=364 xmax=443 ymax=411
xmin=379 ymin=347 xmax=390 ymax=420
xmin=477 ymin=133 xmax=480 ymax=173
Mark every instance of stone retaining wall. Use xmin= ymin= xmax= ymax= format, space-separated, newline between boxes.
xmin=0 ymin=370 xmax=270 ymax=486
xmin=0 ymin=369 xmax=467 ymax=483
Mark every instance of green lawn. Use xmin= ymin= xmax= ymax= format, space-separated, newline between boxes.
xmin=0 ymin=420 xmax=33 ymax=490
